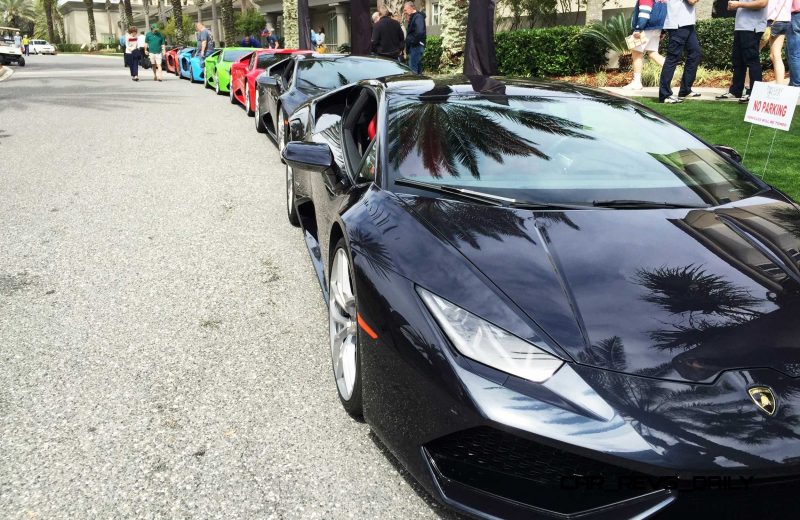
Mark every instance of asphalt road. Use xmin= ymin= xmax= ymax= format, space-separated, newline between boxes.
xmin=0 ymin=54 xmax=454 ymax=519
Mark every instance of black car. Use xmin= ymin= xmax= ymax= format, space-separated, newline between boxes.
xmin=253 ymin=53 xmax=410 ymax=150
xmin=280 ymin=75 xmax=800 ymax=519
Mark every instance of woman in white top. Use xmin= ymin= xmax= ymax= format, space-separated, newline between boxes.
xmin=765 ymin=0 xmax=792 ymax=83
xmin=316 ymin=27 xmax=326 ymax=53
xmin=125 ymin=26 xmax=141 ymax=81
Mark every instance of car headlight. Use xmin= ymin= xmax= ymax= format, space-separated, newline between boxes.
xmin=417 ymin=287 xmax=564 ymax=383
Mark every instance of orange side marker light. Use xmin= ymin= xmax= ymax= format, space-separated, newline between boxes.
xmin=357 ymin=313 xmax=378 ymax=340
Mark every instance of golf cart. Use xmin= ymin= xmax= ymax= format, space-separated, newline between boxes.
xmin=0 ymin=37 xmax=25 ymax=66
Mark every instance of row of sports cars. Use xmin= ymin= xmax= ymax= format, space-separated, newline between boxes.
xmin=166 ymin=45 xmax=800 ymax=520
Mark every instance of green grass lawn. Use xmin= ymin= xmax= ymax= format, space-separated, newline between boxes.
xmin=640 ymin=99 xmax=800 ymax=201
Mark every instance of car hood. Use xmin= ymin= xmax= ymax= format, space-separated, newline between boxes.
xmin=402 ymin=193 xmax=800 ymax=383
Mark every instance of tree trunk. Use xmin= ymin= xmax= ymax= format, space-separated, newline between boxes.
xmin=123 ymin=0 xmax=133 ymax=27
xmin=55 ymin=6 xmax=65 ymax=43
xmin=144 ymin=0 xmax=151 ymax=29
xmin=439 ymin=0 xmax=469 ymax=70
xmin=106 ymin=0 xmax=114 ymax=38
xmin=211 ymin=0 xmax=219 ymax=45
xmin=158 ymin=0 xmax=165 ymax=24
xmin=584 ymin=0 xmax=603 ymax=24
xmin=195 ymin=0 xmax=205 ymax=24
xmin=44 ymin=0 xmax=57 ymax=43
xmin=298 ymin=0 xmax=312 ymax=49
xmin=170 ymin=0 xmax=186 ymax=44
xmin=463 ymin=0 xmax=497 ymax=75
xmin=350 ymin=0 xmax=371 ymax=55
xmin=219 ymin=0 xmax=235 ymax=46
xmin=84 ymin=0 xmax=97 ymax=48
xmin=283 ymin=0 xmax=298 ymax=49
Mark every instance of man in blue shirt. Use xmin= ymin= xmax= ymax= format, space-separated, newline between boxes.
xmin=403 ymin=1 xmax=426 ymax=74
xmin=195 ymin=21 xmax=214 ymax=58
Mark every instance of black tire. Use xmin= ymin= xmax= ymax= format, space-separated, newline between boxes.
xmin=286 ymin=158 xmax=300 ymax=227
xmin=229 ymin=83 xmax=237 ymax=104
xmin=0 ymin=55 xmax=5 ymax=66
xmin=18 ymin=57 xmax=25 ymax=67
xmin=329 ymin=238 xmax=363 ymax=418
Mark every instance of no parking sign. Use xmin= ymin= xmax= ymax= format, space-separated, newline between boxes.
xmin=744 ymin=82 xmax=800 ymax=131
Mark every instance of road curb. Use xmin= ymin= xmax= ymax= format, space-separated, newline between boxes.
xmin=0 ymin=66 xmax=14 ymax=82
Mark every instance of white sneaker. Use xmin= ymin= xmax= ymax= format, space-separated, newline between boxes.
xmin=622 ymin=81 xmax=643 ymax=91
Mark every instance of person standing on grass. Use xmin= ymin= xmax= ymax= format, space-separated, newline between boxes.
xmin=716 ymin=0 xmax=768 ymax=102
xmin=788 ymin=0 xmax=800 ymax=86
xmin=145 ymin=23 xmax=166 ymax=82
xmin=624 ymin=0 xmax=668 ymax=90
xmin=763 ymin=0 xmax=791 ymax=84
xmin=403 ymin=1 xmax=426 ymax=74
xmin=125 ymin=26 xmax=141 ymax=81
xmin=659 ymin=0 xmax=702 ymax=103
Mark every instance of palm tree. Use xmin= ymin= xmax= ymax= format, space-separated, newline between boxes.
xmin=122 ymin=0 xmax=133 ymax=28
xmin=298 ymin=0 xmax=312 ymax=50
xmin=584 ymin=0 xmax=603 ymax=24
xmin=105 ymin=0 xmax=113 ymax=41
xmin=193 ymin=0 xmax=203 ymax=23
xmin=143 ymin=0 xmax=150 ymax=28
xmin=1 ymin=0 xmax=34 ymax=27
xmin=157 ymin=0 xmax=164 ymax=23
xmin=43 ymin=0 xmax=56 ymax=43
xmin=219 ymin=0 xmax=234 ymax=45
xmin=82 ymin=0 xmax=97 ymax=49
xmin=282 ymin=0 xmax=298 ymax=48
xmin=438 ymin=0 xmax=468 ymax=70
xmin=169 ymin=0 xmax=185 ymax=44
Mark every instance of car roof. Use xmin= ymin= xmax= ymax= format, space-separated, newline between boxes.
xmin=379 ymin=74 xmax=624 ymax=102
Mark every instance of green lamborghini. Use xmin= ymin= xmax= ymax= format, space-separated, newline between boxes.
xmin=205 ymin=47 xmax=253 ymax=95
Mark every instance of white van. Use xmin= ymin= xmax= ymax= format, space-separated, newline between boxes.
xmin=29 ymin=39 xmax=56 ymax=55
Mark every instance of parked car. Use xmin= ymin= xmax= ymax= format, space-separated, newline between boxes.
xmin=254 ymin=54 xmax=410 ymax=145
xmin=280 ymin=74 xmax=800 ymax=520
xmin=203 ymin=47 xmax=251 ymax=95
xmin=0 ymin=40 xmax=25 ymax=66
xmin=165 ymin=46 xmax=183 ymax=75
xmin=177 ymin=47 xmax=196 ymax=80
xmin=229 ymin=49 xmax=311 ymax=115
xmin=28 ymin=39 xmax=56 ymax=55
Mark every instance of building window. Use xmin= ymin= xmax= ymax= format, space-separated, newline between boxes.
xmin=431 ymin=3 xmax=441 ymax=26
xmin=328 ymin=14 xmax=337 ymax=47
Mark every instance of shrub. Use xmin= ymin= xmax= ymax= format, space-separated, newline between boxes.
xmin=422 ymin=35 xmax=443 ymax=73
xmin=495 ymin=26 xmax=608 ymax=77
xmin=337 ymin=43 xmax=351 ymax=54
xmin=581 ymin=13 xmax=631 ymax=56
xmin=56 ymin=43 xmax=83 ymax=53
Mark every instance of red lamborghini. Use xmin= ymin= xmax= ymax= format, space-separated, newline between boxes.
xmin=229 ymin=49 xmax=313 ymax=115
xmin=165 ymin=47 xmax=183 ymax=76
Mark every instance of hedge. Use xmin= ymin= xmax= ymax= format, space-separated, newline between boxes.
xmin=422 ymin=27 xmax=607 ymax=77
xmin=496 ymin=26 xmax=608 ymax=77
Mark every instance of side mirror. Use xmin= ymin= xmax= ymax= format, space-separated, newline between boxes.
xmin=257 ymin=74 xmax=277 ymax=87
xmin=282 ymin=142 xmax=334 ymax=173
xmin=714 ymin=145 xmax=742 ymax=163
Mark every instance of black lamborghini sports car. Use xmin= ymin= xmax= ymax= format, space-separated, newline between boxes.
xmin=280 ymin=75 xmax=800 ymax=519
xmin=252 ymin=53 xmax=410 ymax=148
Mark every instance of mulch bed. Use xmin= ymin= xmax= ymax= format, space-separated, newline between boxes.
xmin=556 ymin=69 xmax=782 ymax=88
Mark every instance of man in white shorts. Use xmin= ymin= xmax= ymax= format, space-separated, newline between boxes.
xmin=623 ymin=0 xmax=669 ymax=90
xmin=144 ymin=23 xmax=167 ymax=82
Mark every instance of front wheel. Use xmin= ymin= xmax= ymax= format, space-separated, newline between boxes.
xmin=286 ymin=159 xmax=299 ymax=226
xmin=245 ymin=87 xmax=253 ymax=117
xmin=254 ymin=90 xmax=266 ymax=133
xmin=229 ymin=82 xmax=236 ymax=104
xmin=18 ymin=57 xmax=25 ymax=67
xmin=329 ymin=241 xmax=363 ymax=417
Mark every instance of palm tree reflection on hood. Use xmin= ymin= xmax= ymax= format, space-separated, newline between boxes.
xmin=387 ymin=84 xmax=592 ymax=179
xmin=633 ymin=264 xmax=762 ymax=352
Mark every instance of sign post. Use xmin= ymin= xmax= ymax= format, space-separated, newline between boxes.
xmin=743 ymin=82 xmax=800 ymax=178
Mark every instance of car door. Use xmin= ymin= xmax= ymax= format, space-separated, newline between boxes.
xmin=263 ymin=59 xmax=291 ymax=129
xmin=311 ymin=86 xmax=380 ymax=271
xmin=273 ymin=60 xmax=297 ymax=126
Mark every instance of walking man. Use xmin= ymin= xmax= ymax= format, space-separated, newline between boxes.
xmin=13 ymin=31 xmax=21 ymax=51
xmin=196 ymin=22 xmax=215 ymax=58
xmin=403 ymin=1 xmax=426 ymax=74
xmin=22 ymin=34 xmax=29 ymax=56
xmin=145 ymin=23 xmax=167 ymax=82
xmin=658 ymin=0 xmax=702 ymax=103
xmin=789 ymin=0 xmax=800 ymax=86
xmin=372 ymin=7 xmax=405 ymax=60
xmin=717 ymin=0 xmax=768 ymax=102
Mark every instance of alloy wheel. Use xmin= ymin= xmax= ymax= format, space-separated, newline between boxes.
xmin=329 ymin=248 xmax=358 ymax=401
xmin=245 ymin=88 xmax=251 ymax=115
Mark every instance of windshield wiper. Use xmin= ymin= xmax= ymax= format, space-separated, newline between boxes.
xmin=395 ymin=178 xmax=592 ymax=210
xmin=592 ymin=199 xmax=712 ymax=209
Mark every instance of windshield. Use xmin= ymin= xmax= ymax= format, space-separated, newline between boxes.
xmin=387 ymin=93 xmax=763 ymax=206
xmin=223 ymin=50 xmax=251 ymax=62
xmin=257 ymin=54 xmax=283 ymax=69
xmin=296 ymin=58 xmax=409 ymax=91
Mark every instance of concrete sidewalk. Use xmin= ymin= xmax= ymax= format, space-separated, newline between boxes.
xmin=602 ymin=86 xmax=729 ymax=101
